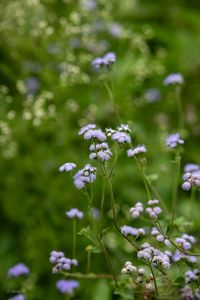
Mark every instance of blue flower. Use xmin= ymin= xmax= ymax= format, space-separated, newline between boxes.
xmin=59 ymin=162 xmax=76 ymax=172
xmin=65 ymin=208 xmax=84 ymax=219
xmin=56 ymin=279 xmax=79 ymax=295
xmin=165 ymin=133 xmax=184 ymax=148
xmin=163 ymin=73 xmax=184 ymax=86
xmin=7 ymin=263 xmax=29 ymax=278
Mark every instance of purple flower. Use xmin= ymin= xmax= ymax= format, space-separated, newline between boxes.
xmin=180 ymin=285 xmax=194 ymax=300
xmin=103 ymin=52 xmax=116 ymax=65
xmin=92 ymin=58 xmax=104 ymax=69
xmin=182 ymin=172 xmax=200 ymax=191
xmin=65 ymin=208 xmax=83 ymax=219
xmin=49 ymin=251 xmax=78 ymax=273
xmin=166 ymin=133 xmax=184 ymax=148
xmin=184 ymin=163 xmax=200 ymax=173
xmin=79 ymin=124 xmax=96 ymax=135
xmin=84 ymin=129 xmax=106 ymax=141
xmin=73 ymin=164 xmax=97 ymax=189
xmin=108 ymin=23 xmax=122 ymax=38
xmin=127 ymin=145 xmax=146 ymax=157
xmin=59 ymin=162 xmax=76 ymax=172
xmin=163 ymin=73 xmax=184 ymax=86
xmin=8 ymin=295 xmax=25 ymax=300
xmin=111 ymin=131 xmax=131 ymax=144
xmin=56 ymin=279 xmax=79 ymax=295
xmin=144 ymin=88 xmax=161 ymax=103
xmin=25 ymin=77 xmax=40 ymax=94
xmin=91 ymin=52 xmax=116 ymax=69
xmin=7 ymin=263 xmax=29 ymax=278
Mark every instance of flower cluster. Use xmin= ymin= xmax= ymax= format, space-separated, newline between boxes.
xmin=182 ymin=172 xmax=200 ymax=191
xmin=89 ymin=142 xmax=112 ymax=161
xmin=73 ymin=164 xmax=97 ymax=189
xmin=185 ymin=269 xmax=199 ymax=284
xmin=49 ymin=251 xmax=78 ymax=273
xmin=8 ymin=295 xmax=25 ymax=300
xmin=137 ymin=243 xmax=171 ymax=269
xmin=163 ymin=73 xmax=184 ymax=86
xmin=172 ymin=250 xmax=197 ymax=264
xmin=175 ymin=234 xmax=196 ymax=251
xmin=106 ymin=125 xmax=132 ymax=144
xmin=79 ymin=124 xmax=106 ymax=141
xmin=180 ymin=270 xmax=200 ymax=300
xmin=127 ymin=145 xmax=147 ymax=157
xmin=92 ymin=52 xmax=116 ymax=69
xmin=121 ymin=262 xmax=154 ymax=291
xmin=59 ymin=162 xmax=76 ymax=172
xmin=7 ymin=263 xmax=29 ymax=278
xmin=166 ymin=133 xmax=184 ymax=148
xmin=146 ymin=200 xmax=162 ymax=219
xmin=130 ymin=202 xmax=144 ymax=219
xmin=65 ymin=208 xmax=84 ymax=219
xmin=120 ymin=225 xmax=145 ymax=237
xmin=151 ymin=227 xmax=171 ymax=246
xmin=56 ymin=279 xmax=79 ymax=295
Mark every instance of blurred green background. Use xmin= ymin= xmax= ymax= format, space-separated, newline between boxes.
xmin=0 ymin=0 xmax=200 ymax=299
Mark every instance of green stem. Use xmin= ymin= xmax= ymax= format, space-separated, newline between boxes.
xmin=135 ymin=157 xmax=151 ymax=200
xmin=72 ymin=219 xmax=76 ymax=259
xmin=63 ymin=271 xmax=114 ymax=279
xmin=175 ymin=86 xmax=184 ymax=131
xmin=100 ymin=178 xmax=106 ymax=238
xmin=106 ymin=171 xmax=139 ymax=250
xmin=155 ymin=221 xmax=200 ymax=257
xmin=86 ymin=250 xmax=91 ymax=273
xmin=85 ymin=186 xmax=119 ymax=287
xmin=103 ymin=80 xmax=120 ymax=122
xmin=190 ymin=187 xmax=196 ymax=220
xmin=168 ymin=150 xmax=181 ymax=237
xmin=149 ymin=262 xmax=159 ymax=297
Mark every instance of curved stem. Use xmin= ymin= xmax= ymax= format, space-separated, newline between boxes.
xmin=135 ymin=157 xmax=151 ymax=200
xmin=148 ymin=262 xmax=159 ymax=296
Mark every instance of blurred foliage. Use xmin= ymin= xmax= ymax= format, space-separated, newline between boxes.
xmin=0 ymin=0 xmax=200 ymax=299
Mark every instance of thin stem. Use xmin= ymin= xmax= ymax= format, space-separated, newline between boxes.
xmin=86 ymin=250 xmax=91 ymax=273
xmin=85 ymin=186 xmax=119 ymax=287
xmin=175 ymin=86 xmax=184 ymax=131
xmin=100 ymin=178 xmax=106 ymax=238
xmin=63 ymin=271 xmax=114 ymax=279
xmin=190 ymin=187 xmax=196 ymax=220
xmin=155 ymin=221 xmax=200 ymax=257
xmin=148 ymin=262 xmax=159 ymax=297
xmin=168 ymin=150 xmax=181 ymax=237
xmin=109 ymin=144 xmax=119 ymax=178
xmin=105 ymin=170 xmax=139 ymax=250
xmin=72 ymin=219 xmax=76 ymax=259
xmin=103 ymin=80 xmax=120 ymax=122
xmin=147 ymin=177 xmax=169 ymax=213
xmin=135 ymin=157 xmax=151 ymax=200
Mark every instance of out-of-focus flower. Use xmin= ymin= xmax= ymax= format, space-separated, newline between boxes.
xmin=127 ymin=145 xmax=146 ymax=157
xmin=7 ymin=263 xmax=29 ymax=277
xmin=166 ymin=133 xmax=184 ymax=148
xmin=59 ymin=162 xmax=76 ymax=172
xmin=163 ymin=73 xmax=184 ymax=86
xmin=144 ymin=88 xmax=161 ymax=103
xmin=56 ymin=279 xmax=79 ymax=295
xmin=65 ymin=208 xmax=84 ymax=219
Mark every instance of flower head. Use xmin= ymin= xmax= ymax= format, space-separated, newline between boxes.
xmin=7 ymin=263 xmax=29 ymax=278
xmin=163 ymin=73 xmax=184 ymax=86
xmin=65 ymin=208 xmax=83 ymax=219
xmin=79 ymin=124 xmax=96 ymax=135
xmin=59 ymin=162 xmax=76 ymax=172
xmin=111 ymin=131 xmax=131 ymax=144
xmin=127 ymin=145 xmax=146 ymax=157
xmin=73 ymin=164 xmax=97 ymax=189
xmin=56 ymin=279 xmax=79 ymax=295
xmin=166 ymin=133 xmax=184 ymax=148
xmin=8 ymin=295 xmax=25 ymax=300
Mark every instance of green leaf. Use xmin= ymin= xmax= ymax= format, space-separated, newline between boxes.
xmin=93 ymin=280 xmax=111 ymax=300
